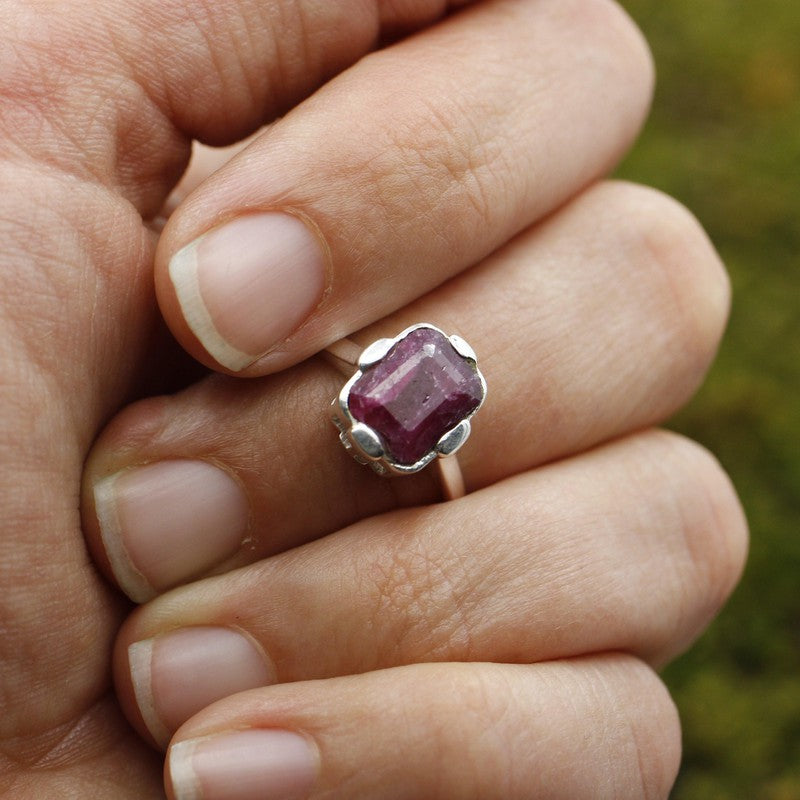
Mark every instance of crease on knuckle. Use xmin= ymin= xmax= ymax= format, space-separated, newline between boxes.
xmin=193 ymin=0 xmax=278 ymax=123
xmin=625 ymin=713 xmax=676 ymax=800
xmin=0 ymin=160 xmax=151 ymax=424
xmin=622 ymin=666 xmax=681 ymax=800
xmin=0 ymin=694 xmax=129 ymax=776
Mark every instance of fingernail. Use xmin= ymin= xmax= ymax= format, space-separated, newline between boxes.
xmin=169 ymin=212 xmax=327 ymax=371
xmin=129 ymin=627 xmax=275 ymax=748
xmin=170 ymin=730 xmax=319 ymax=800
xmin=94 ymin=460 xmax=249 ymax=602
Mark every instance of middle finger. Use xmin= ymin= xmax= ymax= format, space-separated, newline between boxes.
xmin=156 ymin=0 xmax=654 ymax=374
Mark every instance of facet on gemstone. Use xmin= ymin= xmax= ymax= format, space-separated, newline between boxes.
xmin=347 ymin=327 xmax=484 ymax=467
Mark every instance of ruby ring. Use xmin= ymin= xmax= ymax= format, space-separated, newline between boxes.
xmin=327 ymin=324 xmax=487 ymax=500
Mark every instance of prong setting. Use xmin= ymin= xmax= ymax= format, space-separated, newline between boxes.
xmin=331 ymin=324 xmax=486 ymax=476
xmin=350 ymin=423 xmax=385 ymax=460
xmin=358 ymin=338 xmax=395 ymax=369
xmin=449 ymin=334 xmax=477 ymax=363
xmin=436 ymin=420 xmax=471 ymax=457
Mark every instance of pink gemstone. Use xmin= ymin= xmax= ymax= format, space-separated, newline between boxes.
xmin=348 ymin=328 xmax=484 ymax=466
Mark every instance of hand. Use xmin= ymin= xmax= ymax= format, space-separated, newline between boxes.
xmin=0 ymin=1 xmax=746 ymax=799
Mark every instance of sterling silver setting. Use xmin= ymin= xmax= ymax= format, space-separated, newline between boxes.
xmin=330 ymin=323 xmax=487 ymax=477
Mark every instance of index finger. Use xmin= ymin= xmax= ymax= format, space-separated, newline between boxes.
xmin=156 ymin=0 xmax=653 ymax=374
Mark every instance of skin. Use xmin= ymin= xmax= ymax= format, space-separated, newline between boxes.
xmin=0 ymin=0 xmax=747 ymax=798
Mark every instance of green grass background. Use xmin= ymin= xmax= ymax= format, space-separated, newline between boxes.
xmin=616 ymin=1 xmax=800 ymax=796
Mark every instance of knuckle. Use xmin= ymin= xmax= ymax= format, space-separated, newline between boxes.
xmin=416 ymin=659 xmax=681 ymax=799
xmin=617 ymin=659 xmax=682 ymax=799
xmin=606 ymin=182 xmax=731 ymax=378
xmin=439 ymin=664 xmax=507 ymax=725
xmin=643 ymin=431 xmax=748 ymax=632
xmin=664 ymin=432 xmax=749 ymax=615
xmin=351 ymin=73 xmax=512 ymax=247
xmin=0 ymin=10 xmax=114 ymax=140
xmin=365 ymin=525 xmax=477 ymax=662
xmin=428 ymin=664 xmax=517 ymax=795
xmin=605 ymin=0 xmax=655 ymax=88
xmin=559 ymin=0 xmax=655 ymax=105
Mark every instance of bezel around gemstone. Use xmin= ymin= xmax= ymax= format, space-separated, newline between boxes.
xmin=331 ymin=323 xmax=487 ymax=476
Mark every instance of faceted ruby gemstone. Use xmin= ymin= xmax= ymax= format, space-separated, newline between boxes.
xmin=348 ymin=328 xmax=484 ymax=466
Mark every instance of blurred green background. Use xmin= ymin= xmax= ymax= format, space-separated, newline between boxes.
xmin=616 ymin=1 xmax=800 ymax=797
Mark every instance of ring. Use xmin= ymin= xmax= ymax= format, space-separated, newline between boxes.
xmin=327 ymin=323 xmax=487 ymax=501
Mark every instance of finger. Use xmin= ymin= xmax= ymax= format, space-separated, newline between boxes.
xmin=160 ymin=657 xmax=680 ymax=799
xmin=113 ymin=430 xmax=746 ymax=746
xmin=160 ymin=137 xmax=262 ymax=220
xmin=9 ymin=0 xmax=474 ymax=217
xmin=153 ymin=139 xmax=260 ymax=233
xmin=83 ymin=181 xmax=730 ymax=599
xmin=155 ymin=0 xmax=653 ymax=373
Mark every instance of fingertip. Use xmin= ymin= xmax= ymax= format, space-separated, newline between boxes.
xmin=167 ymin=730 xmax=319 ymax=800
xmin=128 ymin=638 xmax=173 ymax=749
xmin=113 ymin=614 xmax=165 ymax=751
xmin=154 ymin=254 xmax=212 ymax=377
xmin=158 ymin=211 xmax=329 ymax=376
xmin=92 ymin=472 xmax=158 ymax=603
xmin=167 ymin=739 xmax=202 ymax=800
xmin=167 ymin=237 xmax=259 ymax=373
xmin=118 ymin=621 xmax=279 ymax=755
